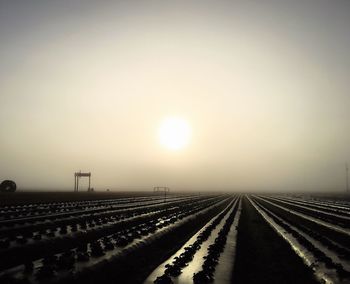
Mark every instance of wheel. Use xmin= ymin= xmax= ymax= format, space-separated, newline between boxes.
xmin=0 ymin=180 xmax=16 ymax=192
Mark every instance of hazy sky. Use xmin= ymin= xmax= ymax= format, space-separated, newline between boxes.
xmin=1 ymin=0 xmax=350 ymax=191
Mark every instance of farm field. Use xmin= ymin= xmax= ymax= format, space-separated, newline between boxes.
xmin=0 ymin=192 xmax=350 ymax=284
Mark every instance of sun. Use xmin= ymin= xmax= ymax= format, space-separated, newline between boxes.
xmin=158 ymin=117 xmax=191 ymax=150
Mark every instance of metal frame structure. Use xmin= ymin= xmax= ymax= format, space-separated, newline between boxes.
xmin=153 ymin=186 xmax=170 ymax=202
xmin=74 ymin=171 xmax=91 ymax=192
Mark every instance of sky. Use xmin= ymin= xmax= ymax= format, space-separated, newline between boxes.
xmin=1 ymin=0 xmax=350 ymax=192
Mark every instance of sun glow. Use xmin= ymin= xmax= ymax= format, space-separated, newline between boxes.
xmin=159 ymin=117 xmax=191 ymax=150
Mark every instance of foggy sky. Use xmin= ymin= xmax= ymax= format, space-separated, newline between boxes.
xmin=1 ymin=0 xmax=350 ymax=192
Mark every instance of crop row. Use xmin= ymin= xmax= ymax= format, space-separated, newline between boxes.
xmin=273 ymin=196 xmax=350 ymax=217
xmin=251 ymin=196 xmax=350 ymax=282
xmin=0 ymin=195 xmax=228 ymax=283
xmin=0 ymin=195 xmax=170 ymax=219
xmin=0 ymin=195 xmax=192 ymax=229
xmin=0 ymin=196 xmax=218 ymax=270
xmin=0 ymin=195 xmax=203 ymax=239
xmin=193 ymin=198 xmax=240 ymax=283
xmin=153 ymin=198 xmax=237 ymax=284
xmin=262 ymin=196 xmax=350 ymax=229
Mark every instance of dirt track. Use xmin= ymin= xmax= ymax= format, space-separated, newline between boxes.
xmin=232 ymin=197 xmax=317 ymax=284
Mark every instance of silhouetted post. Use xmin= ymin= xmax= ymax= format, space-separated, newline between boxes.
xmin=346 ymin=163 xmax=349 ymax=193
xmin=88 ymin=173 xmax=91 ymax=191
xmin=76 ymin=174 xmax=79 ymax=192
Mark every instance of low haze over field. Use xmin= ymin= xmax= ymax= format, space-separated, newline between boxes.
xmin=1 ymin=0 xmax=350 ymax=191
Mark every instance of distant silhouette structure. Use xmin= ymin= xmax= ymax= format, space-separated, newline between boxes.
xmin=153 ymin=186 xmax=170 ymax=202
xmin=74 ymin=171 xmax=91 ymax=192
xmin=0 ymin=180 xmax=16 ymax=192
